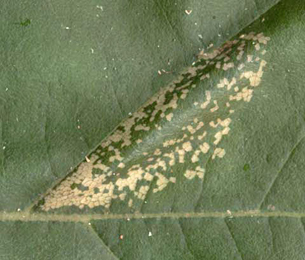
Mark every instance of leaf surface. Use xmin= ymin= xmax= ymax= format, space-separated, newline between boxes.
xmin=2 ymin=0 xmax=305 ymax=259
xmin=0 ymin=0 xmax=278 ymax=211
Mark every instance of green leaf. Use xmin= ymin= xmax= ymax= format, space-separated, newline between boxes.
xmin=2 ymin=0 xmax=305 ymax=259
xmin=0 ymin=0 xmax=279 ymax=211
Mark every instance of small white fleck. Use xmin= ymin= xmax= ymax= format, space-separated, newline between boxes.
xmin=65 ymin=27 xmax=70 ymax=30
xmin=96 ymin=5 xmax=103 ymax=11
xmin=2 ymin=146 xmax=5 ymax=150
xmin=5 ymin=88 xmax=8 ymax=91
xmin=17 ymin=208 xmax=21 ymax=212
xmin=198 ymin=34 xmax=203 ymax=39
xmin=185 ymin=10 xmax=192 ymax=15
xmin=91 ymin=48 xmax=94 ymax=53
xmin=88 ymin=222 xmax=91 ymax=225
xmin=148 ymin=231 xmax=152 ymax=236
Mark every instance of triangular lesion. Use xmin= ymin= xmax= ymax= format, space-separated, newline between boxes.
xmin=39 ymin=32 xmax=270 ymax=212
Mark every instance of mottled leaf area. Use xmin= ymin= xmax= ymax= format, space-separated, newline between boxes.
xmin=41 ymin=32 xmax=270 ymax=212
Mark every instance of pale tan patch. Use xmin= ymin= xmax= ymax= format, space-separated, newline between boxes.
xmin=200 ymin=91 xmax=211 ymax=109
xmin=210 ymin=100 xmax=219 ymax=112
xmin=41 ymin=32 xmax=270 ymax=211
xmin=212 ymin=148 xmax=226 ymax=159
xmin=166 ymin=113 xmax=174 ymax=121
xmin=118 ymin=162 xmax=125 ymax=168
xmin=182 ymin=141 xmax=193 ymax=152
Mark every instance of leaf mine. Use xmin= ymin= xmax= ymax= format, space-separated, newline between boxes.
xmin=40 ymin=32 xmax=270 ymax=212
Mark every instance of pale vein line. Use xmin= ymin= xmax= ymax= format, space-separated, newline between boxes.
xmin=257 ymin=135 xmax=305 ymax=209
xmin=87 ymin=224 xmax=120 ymax=260
xmin=177 ymin=219 xmax=196 ymax=259
xmin=2 ymin=210 xmax=305 ymax=223
xmin=224 ymin=219 xmax=243 ymax=260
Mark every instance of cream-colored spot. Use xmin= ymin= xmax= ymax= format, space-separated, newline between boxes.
xmin=136 ymin=139 xmax=143 ymax=144
xmin=210 ymin=100 xmax=219 ymax=112
xmin=200 ymin=91 xmax=211 ymax=109
xmin=237 ymin=50 xmax=244 ymax=61
xmin=223 ymin=62 xmax=234 ymax=71
xmin=118 ymin=162 xmax=125 ymax=168
xmin=134 ymin=125 xmax=150 ymax=131
xmin=185 ymin=167 xmax=205 ymax=180
xmin=255 ymin=43 xmax=260 ymax=51
xmin=198 ymin=131 xmax=207 ymax=140
xmin=196 ymin=121 xmax=204 ymax=131
xmin=154 ymin=149 xmax=161 ymax=156
xmin=191 ymin=153 xmax=199 ymax=163
xmin=166 ymin=113 xmax=173 ymax=121
xmin=238 ymin=63 xmax=245 ymax=71
xmin=212 ymin=148 xmax=226 ymax=159
xmin=169 ymin=177 xmax=176 ymax=183
xmin=187 ymin=125 xmax=196 ymax=134
xmin=200 ymin=142 xmax=210 ymax=153
xmin=182 ymin=141 xmax=193 ymax=152
xmin=119 ymin=193 xmax=126 ymax=201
